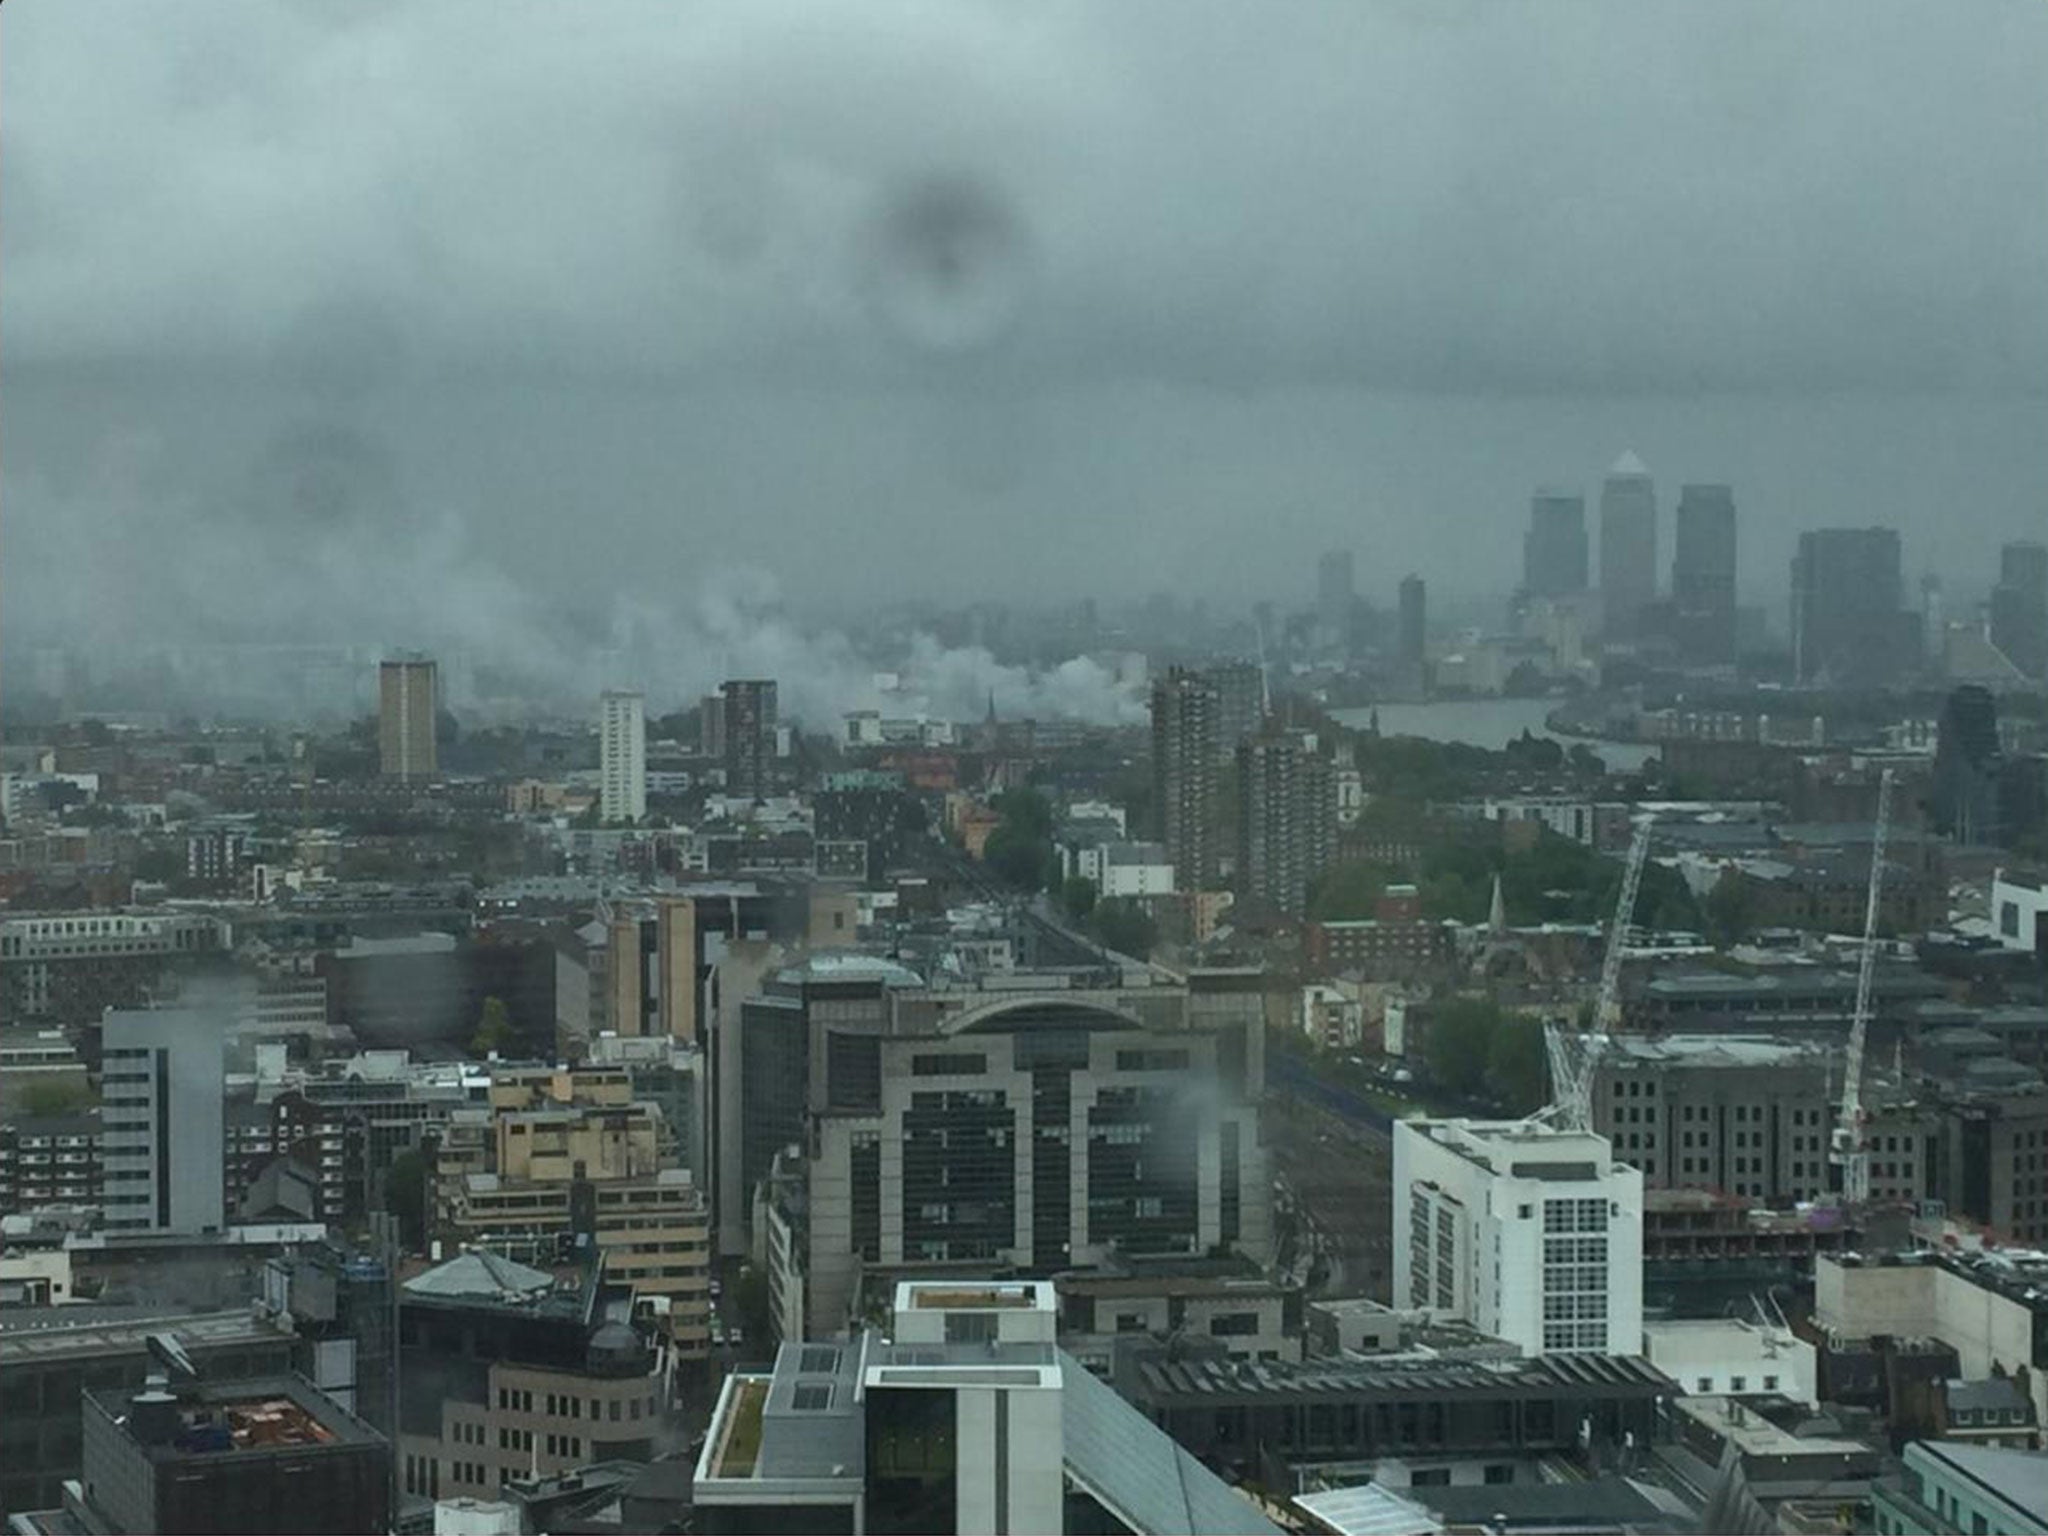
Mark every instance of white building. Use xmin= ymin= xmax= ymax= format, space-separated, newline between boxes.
xmin=693 ymin=1280 xmax=1277 ymax=1535
xmin=1643 ymin=1317 xmax=1816 ymax=1405
xmin=599 ymin=690 xmax=647 ymax=824
xmin=1993 ymin=869 xmax=2047 ymax=953
xmin=1300 ymin=982 xmax=1364 ymax=1050
xmin=1392 ymin=1118 xmax=1643 ymax=1357
xmin=100 ymin=1007 xmax=226 ymax=1235
xmin=1095 ymin=841 xmax=1175 ymax=898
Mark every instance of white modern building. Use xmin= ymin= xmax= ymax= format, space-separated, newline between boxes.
xmin=1993 ymin=869 xmax=2047 ymax=954
xmin=599 ymin=690 xmax=647 ymax=824
xmin=692 ymin=1280 xmax=1278 ymax=1535
xmin=1392 ymin=1118 xmax=1643 ymax=1357
xmin=99 ymin=1006 xmax=226 ymax=1234
xmin=1643 ymin=1317 xmax=1816 ymax=1405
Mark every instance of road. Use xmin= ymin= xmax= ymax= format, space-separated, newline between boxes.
xmin=1266 ymin=1055 xmax=1397 ymax=1303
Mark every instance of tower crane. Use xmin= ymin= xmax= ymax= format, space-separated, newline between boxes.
xmin=1829 ymin=767 xmax=1896 ymax=1209
xmin=1545 ymin=814 xmax=1656 ymax=1131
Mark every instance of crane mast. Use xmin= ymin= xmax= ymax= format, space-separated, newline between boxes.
xmin=1830 ymin=767 xmax=1896 ymax=1209
xmin=1547 ymin=815 xmax=1655 ymax=1132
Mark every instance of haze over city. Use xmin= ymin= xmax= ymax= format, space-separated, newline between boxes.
xmin=4 ymin=6 xmax=2048 ymax=1536
xmin=6 ymin=0 xmax=2047 ymax=720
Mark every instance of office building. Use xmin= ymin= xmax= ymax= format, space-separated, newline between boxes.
xmin=752 ymin=962 xmax=1272 ymax=1338
xmin=378 ymin=655 xmax=439 ymax=781
xmin=1598 ymin=450 xmax=1657 ymax=639
xmin=1992 ymin=539 xmax=2048 ymax=680
xmin=56 ymin=1374 xmax=390 ymax=1535
xmin=1791 ymin=528 xmax=1913 ymax=685
xmin=396 ymin=1249 xmax=662 ymax=1506
xmin=1587 ymin=1034 xmax=1930 ymax=1206
xmin=1671 ymin=483 xmax=1738 ymax=665
xmin=1523 ymin=490 xmax=1589 ymax=599
xmin=1392 ymin=1117 xmax=1643 ymax=1356
xmin=1151 ymin=667 xmax=1223 ymax=891
xmin=597 ymin=690 xmax=646 ymax=824
xmin=100 ymin=1007 xmax=226 ymax=1235
xmin=431 ymin=1068 xmax=712 ymax=1355
xmin=721 ymin=679 xmax=778 ymax=800
xmin=1122 ymin=1342 xmax=1672 ymax=1482
xmin=1933 ymin=685 xmax=2004 ymax=844
xmin=1317 ymin=549 xmax=1356 ymax=653
xmin=0 ymin=1308 xmax=298 ymax=1521
xmin=1874 ymin=1440 xmax=2048 ymax=1536
xmin=691 ymin=1280 xmax=1279 ymax=1536
xmin=1236 ymin=729 xmax=1335 ymax=916
xmin=0 ymin=911 xmax=228 ymax=1026
xmin=1397 ymin=573 xmax=1427 ymax=669
xmin=0 ymin=1111 xmax=103 ymax=1216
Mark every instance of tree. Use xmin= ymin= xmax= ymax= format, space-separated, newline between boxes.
xmin=1307 ymin=861 xmax=1391 ymax=921
xmin=385 ymin=1148 xmax=428 ymax=1252
xmin=1061 ymin=876 xmax=1098 ymax=921
xmin=1703 ymin=873 xmax=1759 ymax=946
xmin=1486 ymin=1017 xmax=1550 ymax=1115
xmin=984 ymin=788 xmax=1056 ymax=891
xmin=470 ymin=996 xmax=513 ymax=1057
xmin=1423 ymin=996 xmax=1501 ymax=1099
xmin=1091 ymin=899 xmax=1158 ymax=960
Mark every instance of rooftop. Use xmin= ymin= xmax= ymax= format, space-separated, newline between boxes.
xmin=1906 ymin=1441 xmax=2048 ymax=1523
xmin=91 ymin=1374 xmax=382 ymax=1458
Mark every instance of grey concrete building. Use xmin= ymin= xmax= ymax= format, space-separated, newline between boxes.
xmin=757 ymin=963 xmax=1273 ymax=1338
xmin=100 ymin=1008 xmax=226 ymax=1235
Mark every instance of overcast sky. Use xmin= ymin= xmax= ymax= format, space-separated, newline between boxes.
xmin=5 ymin=0 xmax=2046 ymax=691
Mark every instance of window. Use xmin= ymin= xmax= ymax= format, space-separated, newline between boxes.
xmin=1763 ymin=1375 xmax=1778 ymax=1391
xmin=1411 ymin=1469 xmax=1451 ymax=1488
xmin=1730 ymin=1375 xmax=1746 ymax=1391
xmin=1697 ymin=1377 xmax=1713 ymax=1393
xmin=793 ymin=1384 xmax=833 ymax=1411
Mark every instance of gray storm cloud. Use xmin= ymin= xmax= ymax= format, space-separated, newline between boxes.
xmin=3 ymin=0 xmax=2044 ymax=673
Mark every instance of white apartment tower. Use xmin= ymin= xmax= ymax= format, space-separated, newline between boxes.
xmin=599 ymin=690 xmax=647 ymax=824
xmin=99 ymin=1007 xmax=226 ymax=1235
xmin=1393 ymin=1117 xmax=1643 ymax=1357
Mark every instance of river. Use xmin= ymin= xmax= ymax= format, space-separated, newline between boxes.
xmin=1330 ymin=696 xmax=1661 ymax=772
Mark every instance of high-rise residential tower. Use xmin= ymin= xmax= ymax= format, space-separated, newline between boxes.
xmin=1151 ymin=667 xmax=1222 ymax=891
xmin=1598 ymin=451 xmax=1657 ymax=640
xmin=377 ymin=655 xmax=438 ymax=780
xmin=598 ymin=689 xmax=646 ymax=823
xmin=720 ymin=679 xmax=778 ymax=800
xmin=1236 ymin=729 xmax=1336 ymax=916
xmin=1523 ymin=490 xmax=1589 ymax=599
xmin=1671 ymin=484 xmax=1738 ymax=666
xmin=100 ymin=1007 xmax=226 ymax=1235
xmin=1791 ymin=528 xmax=1912 ymax=685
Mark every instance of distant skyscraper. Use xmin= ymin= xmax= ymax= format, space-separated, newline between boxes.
xmin=721 ymin=679 xmax=778 ymax=800
xmin=700 ymin=692 xmax=727 ymax=758
xmin=1597 ymin=451 xmax=1657 ymax=640
xmin=599 ymin=690 xmax=647 ymax=824
xmin=1991 ymin=540 xmax=2048 ymax=680
xmin=1397 ymin=574 xmax=1427 ymax=667
xmin=1317 ymin=550 xmax=1356 ymax=652
xmin=1791 ymin=528 xmax=1911 ymax=685
xmin=377 ymin=655 xmax=438 ymax=780
xmin=101 ymin=1007 xmax=225 ymax=1235
xmin=1236 ymin=729 xmax=1335 ymax=915
xmin=1523 ymin=490 xmax=1589 ymax=599
xmin=1671 ymin=484 xmax=1738 ymax=666
xmin=1933 ymin=685 xmax=2003 ymax=844
xmin=1151 ymin=668 xmax=1222 ymax=891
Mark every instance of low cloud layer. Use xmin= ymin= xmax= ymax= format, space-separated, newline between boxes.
xmin=5 ymin=1 xmax=2044 ymax=680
